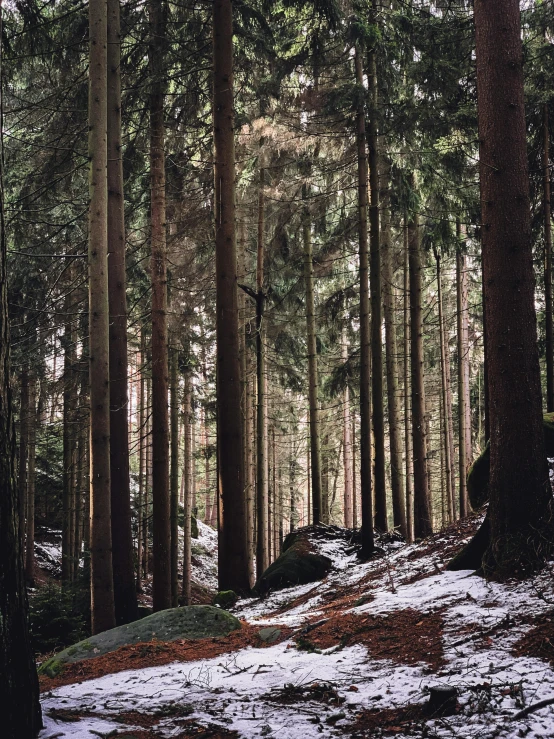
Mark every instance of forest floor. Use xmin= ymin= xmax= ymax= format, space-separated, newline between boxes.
xmin=37 ymin=515 xmax=554 ymax=739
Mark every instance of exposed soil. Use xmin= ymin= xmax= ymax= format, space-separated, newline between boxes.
xmin=40 ymin=622 xmax=293 ymax=692
xmin=512 ymin=610 xmax=554 ymax=666
xmin=263 ymin=681 xmax=345 ymax=707
xmin=346 ymin=703 xmax=427 ymax=737
xmin=294 ymin=608 xmax=445 ymax=668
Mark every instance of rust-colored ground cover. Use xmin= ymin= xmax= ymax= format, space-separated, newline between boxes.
xmin=40 ymin=622 xmax=293 ymax=692
xmin=346 ymin=703 xmax=426 ymax=737
xmin=512 ymin=610 xmax=554 ymax=665
xmin=295 ymin=608 xmax=445 ymax=668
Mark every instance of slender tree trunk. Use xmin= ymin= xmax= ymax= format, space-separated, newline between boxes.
xmin=435 ymin=250 xmax=454 ymax=522
xmin=107 ymin=0 xmax=136 ymax=625
xmin=149 ymin=0 xmax=171 ymax=610
xmin=381 ymin=164 xmax=406 ymax=536
xmin=289 ymin=436 xmax=295 ymax=534
xmin=303 ymin=188 xmax=323 ymax=525
xmin=456 ymin=226 xmax=470 ymax=517
xmin=355 ymin=47 xmax=374 ymax=555
xmin=182 ymin=371 xmax=192 ymax=604
xmin=143 ymin=375 xmax=151 ymax=579
xmin=62 ymin=287 xmax=76 ymax=584
xmin=544 ymin=102 xmax=554 ymax=412
xmin=475 ymin=0 xmax=551 ymax=576
xmin=352 ymin=411 xmax=358 ymax=529
xmin=213 ymin=0 xmax=249 ymax=592
xmin=89 ymin=0 xmax=115 ymax=633
xmin=170 ymin=345 xmax=180 ymax=606
xmin=18 ymin=366 xmax=29 ymax=542
xmin=408 ymin=207 xmax=432 ymax=539
xmin=342 ymin=333 xmax=354 ymax=528
xmin=137 ymin=340 xmax=145 ymax=590
xmin=0 ymin=7 xmax=42 ymax=717
xmin=256 ymin=160 xmax=269 ymax=575
xmin=367 ymin=17 xmax=386 ymax=533
xmin=24 ymin=375 xmax=37 ymax=586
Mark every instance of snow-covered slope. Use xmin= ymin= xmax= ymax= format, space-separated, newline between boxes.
xmin=39 ymin=517 xmax=554 ymax=739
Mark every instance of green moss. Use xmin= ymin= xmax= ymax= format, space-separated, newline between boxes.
xmin=39 ymin=658 xmax=64 ymax=678
xmin=213 ymin=591 xmax=239 ymax=610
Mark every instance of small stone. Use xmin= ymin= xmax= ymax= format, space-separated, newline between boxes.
xmin=257 ymin=627 xmax=281 ymax=644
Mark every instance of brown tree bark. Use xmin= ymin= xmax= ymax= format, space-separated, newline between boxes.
xmin=0 ymin=26 xmax=42 ymax=723
xmin=170 ymin=344 xmax=180 ymax=607
xmin=213 ymin=0 xmax=249 ymax=592
xmin=182 ymin=370 xmax=193 ymax=604
xmin=62 ymin=289 xmax=76 ymax=585
xmin=88 ymin=0 xmax=116 ymax=633
xmin=381 ymin=164 xmax=406 ymax=537
xmin=136 ymin=338 xmax=145 ymax=590
xmin=18 ymin=366 xmax=29 ymax=541
xmin=367 ymin=12 xmax=387 ymax=533
xmin=341 ymin=331 xmax=354 ymax=528
xmin=355 ymin=47 xmax=374 ymax=556
xmin=303 ymin=186 xmax=323 ymax=525
xmin=543 ymin=102 xmax=554 ymax=412
xmin=456 ymin=225 xmax=470 ymax=518
xmin=475 ymin=0 xmax=551 ymax=576
xmin=408 ymin=207 xmax=432 ymax=539
xmin=149 ymin=0 xmax=171 ymax=611
xmin=107 ymin=0 xmax=136 ymax=625
xmin=24 ymin=374 xmax=37 ymax=586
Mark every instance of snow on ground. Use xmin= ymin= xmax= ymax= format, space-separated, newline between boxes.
xmin=39 ymin=521 xmax=554 ymax=739
xmin=34 ymin=529 xmax=62 ymax=578
xmin=190 ymin=519 xmax=218 ymax=591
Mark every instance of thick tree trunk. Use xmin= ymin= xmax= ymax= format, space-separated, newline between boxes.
xmin=107 ymin=0 xmax=136 ymax=626
xmin=149 ymin=0 xmax=171 ymax=611
xmin=136 ymin=340 xmax=145 ymax=590
xmin=88 ymin=0 xmax=115 ymax=634
xmin=303 ymin=187 xmax=323 ymax=525
xmin=408 ymin=208 xmax=432 ymax=539
xmin=355 ymin=47 xmax=374 ymax=556
xmin=213 ymin=0 xmax=249 ymax=592
xmin=381 ymin=165 xmax=406 ymax=537
xmin=475 ymin=0 xmax=551 ymax=577
xmin=182 ymin=371 xmax=193 ymax=604
xmin=456 ymin=227 xmax=470 ymax=518
xmin=62 ymin=288 xmax=76 ymax=585
xmin=367 ymin=17 xmax=387 ymax=533
xmin=170 ymin=345 xmax=180 ymax=607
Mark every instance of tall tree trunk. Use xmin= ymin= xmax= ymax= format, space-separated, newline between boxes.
xmin=355 ymin=47 xmax=374 ymax=555
xmin=367 ymin=15 xmax=386 ymax=533
xmin=143 ymin=374 xmax=152 ymax=579
xmin=182 ymin=371 xmax=193 ymax=604
xmin=342 ymin=332 xmax=354 ymax=528
xmin=0 ymin=9 xmax=42 ymax=718
xmin=18 ymin=366 xmax=29 ymax=542
xmin=544 ymin=102 xmax=554 ymax=412
xmin=62 ymin=289 xmax=76 ymax=585
xmin=256 ymin=159 xmax=269 ymax=575
xmin=352 ymin=411 xmax=358 ymax=529
xmin=381 ymin=165 xmax=406 ymax=537
xmin=89 ymin=0 xmax=115 ymax=633
xmin=456 ymin=225 xmax=470 ymax=518
xmin=170 ymin=344 xmax=180 ymax=607
xmin=475 ymin=0 xmax=551 ymax=576
xmin=136 ymin=338 xmax=145 ymax=590
xmin=24 ymin=374 xmax=37 ymax=585
xmin=149 ymin=0 xmax=171 ymax=611
xmin=213 ymin=0 xmax=249 ymax=592
xmin=303 ymin=188 xmax=323 ymax=525
xmin=408 ymin=207 xmax=432 ymax=539
xmin=107 ymin=0 xmax=136 ymax=625
xmin=404 ymin=220 xmax=414 ymax=541
xmin=435 ymin=250 xmax=454 ymax=522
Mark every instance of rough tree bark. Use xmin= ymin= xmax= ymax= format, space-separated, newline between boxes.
xmin=88 ymin=0 xmax=116 ymax=634
xmin=475 ymin=0 xmax=551 ymax=577
xmin=456 ymin=223 xmax=470 ymax=518
xmin=107 ymin=0 xmax=137 ymax=625
xmin=170 ymin=344 xmax=180 ymax=607
xmin=182 ymin=370 xmax=192 ymax=604
xmin=213 ymin=0 xmax=249 ymax=592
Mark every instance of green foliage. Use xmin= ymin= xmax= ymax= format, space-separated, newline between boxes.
xmin=29 ymin=584 xmax=88 ymax=655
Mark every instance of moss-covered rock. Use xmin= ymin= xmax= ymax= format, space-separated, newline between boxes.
xmin=191 ymin=515 xmax=199 ymax=539
xmin=254 ymin=528 xmax=332 ymax=596
xmin=39 ymin=605 xmax=240 ymax=678
xmin=467 ymin=413 xmax=554 ymax=510
xmin=213 ymin=590 xmax=238 ymax=610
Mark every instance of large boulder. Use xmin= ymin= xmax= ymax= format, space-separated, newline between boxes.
xmin=255 ymin=527 xmax=333 ymax=596
xmin=467 ymin=412 xmax=554 ymax=509
xmin=39 ymin=605 xmax=241 ymax=678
